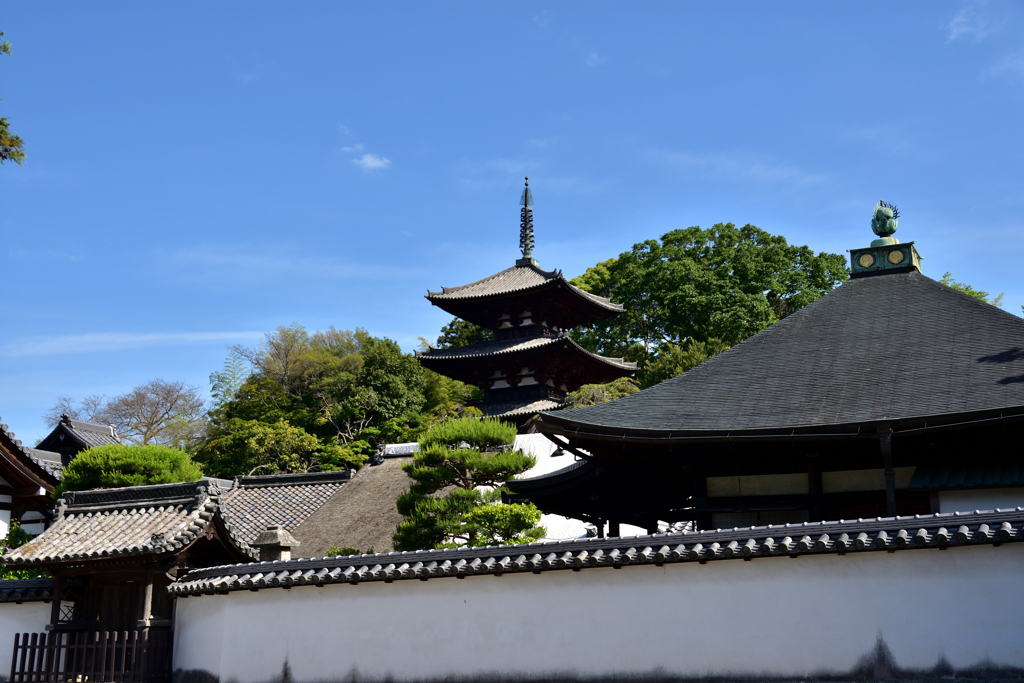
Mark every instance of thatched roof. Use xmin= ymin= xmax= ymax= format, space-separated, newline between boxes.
xmin=291 ymin=457 xmax=412 ymax=556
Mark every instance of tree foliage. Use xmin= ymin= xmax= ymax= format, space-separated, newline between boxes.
xmin=563 ymin=377 xmax=640 ymax=409
xmin=44 ymin=379 xmax=207 ymax=448
xmin=570 ymin=223 xmax=847 ymax=386
xmin=1 ymin=32 xmax=26 ymax=166
xmin=393 ymin=418 xmax=544 ymax=551
xmin=196 ymin=324 xmax=467 ymax=478
xmin=940 ymin=272 xmax=1004 ymax=308
xmin=55 ymin=444 xmax=203 ymax=497
xmin=1 ymin=521 xmax=47 ymax=579
xmin=435 ymin=318 xmax=493 ymax=349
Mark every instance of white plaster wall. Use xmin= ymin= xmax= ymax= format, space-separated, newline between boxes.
xmin=0 ymin=602 xmax=51 ymax=680
xmin=0 ymin=474 xmax=11 ymax=538
xmin=939 ymin=487 xmax=1024 ymax=513
xmin=174 ymin=543 xmax=1024 ymax=682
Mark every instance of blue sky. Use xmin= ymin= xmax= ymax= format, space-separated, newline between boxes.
xmin=2 ymin=1 xmax=1023 ymax=444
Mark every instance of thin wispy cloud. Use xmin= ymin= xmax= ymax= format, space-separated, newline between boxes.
xmin=648 ymin=148 xmax=827 ymax=186
xmin=585 ymin=52 xmax=608 ymax=67
xmin=341 ymin=143 xmax=365 ymax=153
xmin=352 ymin=153 xmax=392 ymax=171
xmin=0 ymin=332 xmax=264 ymax=358
xmin=224 ymin=55 xmax=268 ymax=83
xmin=985 ymin=48 xmax=1024 ymax=82
xmin=947 ymin=1 xmax=1002 ymax=43
xmin=533 ymin=10 xmax=552 ymax=28
xmin=162 ymin=245 xmax=420 ymax=282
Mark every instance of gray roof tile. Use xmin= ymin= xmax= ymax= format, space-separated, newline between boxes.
xmin=221 ymin=471 xmax=351 ymax=544
xmin=427 ymin=263 xmax=621 ymax=312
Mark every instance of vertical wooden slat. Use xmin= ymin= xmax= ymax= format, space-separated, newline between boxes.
xmin=10 ymin=633 xmax=21 ymax=683
xmin=26 ymin=634 xmax=38 ymax=682
xmin=86 ymin=632 xmax=98 ymax=683
xmin=119 ymin=630 xmax=129 ymax=683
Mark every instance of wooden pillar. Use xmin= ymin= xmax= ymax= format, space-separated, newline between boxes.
xmin=138 ymin=568 xmax=154 ymax=628
xmin=48 ymin=573 xmax=63 ymax=628
xmin=807 ymin=454 xmax=823 ymax=522
xmin=879 ymin=427 xmax=897 ymax=517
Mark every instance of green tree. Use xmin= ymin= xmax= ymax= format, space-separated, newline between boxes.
xmin=209 ymin=349 xmax=249 ymax=408
xmin=393 ymin=418 xmax=544 ymax=551
xmin=563 ymin=377 xmax=641 ymax=408
xmin=571 ymin=223 xmax=847 ymax=366
xmin=435 ymin=318 xmax=493 ymax=349
xmin=1 ymin=521 xmax=47 ymax=579
xmin=197 ymin=325 xmax=424 ymax=478
xmin=640 ymin=338 xmax=731 ymax=388
xmin=1 ymin=32 xmax=26 ymax=166
xmin=940 ymin=272 xmax=1004 ymax=308
xmin=55 ymin=444 xmax=203 ymax=497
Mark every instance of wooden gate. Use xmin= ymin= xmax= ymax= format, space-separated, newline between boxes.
xmin=9 ymin=630 xmax=172 ymax=683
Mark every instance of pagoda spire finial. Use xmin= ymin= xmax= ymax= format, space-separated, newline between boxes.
xmin=517 ymin=176 xmax=537 ymax=266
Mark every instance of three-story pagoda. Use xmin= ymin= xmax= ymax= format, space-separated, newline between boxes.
xmin=417 ymin=179 xmax=635 ymax=423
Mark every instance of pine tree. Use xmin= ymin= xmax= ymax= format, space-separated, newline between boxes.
xmin=393 ymin=418 xmax=545 ymax=550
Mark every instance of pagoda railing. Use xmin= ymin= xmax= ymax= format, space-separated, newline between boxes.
xmin=10 ymin=629 xmax=172 ymax=683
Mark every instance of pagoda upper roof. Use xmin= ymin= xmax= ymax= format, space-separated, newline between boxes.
xmin=426 ymin=263 xmax=622 ymax=327
xmin=537 ymin=268 xmax=1024 ymax=438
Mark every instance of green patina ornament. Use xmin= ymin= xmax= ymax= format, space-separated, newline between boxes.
xmin=871 ymin=200 xmax=900 ymax=247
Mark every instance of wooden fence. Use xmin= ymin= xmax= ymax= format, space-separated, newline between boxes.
xmin=9 ymin=630 xmax=172 ymax=683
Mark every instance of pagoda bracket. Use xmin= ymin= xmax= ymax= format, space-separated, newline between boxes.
xmin=516 ymin=256 xmax=539 ymax=267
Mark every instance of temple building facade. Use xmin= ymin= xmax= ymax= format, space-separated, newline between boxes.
xmin=417 ymin=179 xmax=635 ymax=422
xmin=510 ymin=204 xmax=1024 ymax=534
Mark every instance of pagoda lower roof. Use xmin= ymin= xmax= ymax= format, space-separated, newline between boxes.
xmin=537 ymin=269 xmax=1024 ymax=438
xmin=481 ymin=398 xmax=563 ymax=419
xmin=417 ymin=334 xmax=636 ymax=372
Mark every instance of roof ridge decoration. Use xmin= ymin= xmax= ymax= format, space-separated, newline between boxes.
xmin=851 ymin=200 xmax=921 ymax=277
xmin=170 ymin=507 xmax=1024 ymax=596
xmin=234 ymin=470 xmax=352 ymax=489
xmin=517 ymin=176 xmax=537 ymax=267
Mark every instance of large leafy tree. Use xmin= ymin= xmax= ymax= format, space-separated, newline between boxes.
xmin=197 ymin=325 xmax=430 ymax=478
xmin=1 ymin=32 xmax=26 ymax=166
xmin=393 ymin=418 xmax=544 ymax=551
xmin=571 ymin=223 xmax=848 ymax=385
xmin=434 ymin=318 xmax=493 ymax=349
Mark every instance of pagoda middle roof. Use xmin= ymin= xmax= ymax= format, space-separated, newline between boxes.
xmin=426 ymin=263 xmax=622 ymax=312
xmin=538 ymin=269 xmax=1024 ymax=437
xmin=417 ymin=334 xmax=636 ymax=372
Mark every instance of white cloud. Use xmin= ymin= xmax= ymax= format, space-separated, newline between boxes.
xmin=585 ymin=52 xmax=608 ymax=67
xmin=533 ymin=10 xmax=552 ymax=27
xmin=352 ymin=153 xmax=392 ymax=171
xmin=985 ymin=48 xmax=1024 ymax=81
xmin=338 ymin=124 xmax=353 ymax=136
xmin=947 ymin=1 xmax=1002 ymax=42
xmin=648 ymin=148 xmax=827 ymax=186
xmin=0 ymin=332 xmax=265 ymax=358
xmin=341 ymin=143 xmax=365 ymax=153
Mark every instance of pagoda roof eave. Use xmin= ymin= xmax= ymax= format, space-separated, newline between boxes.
xmin=416 ymin=334 xmax=636 ymax=373
xmin=425 ymin=263 xmax=622 ymax=314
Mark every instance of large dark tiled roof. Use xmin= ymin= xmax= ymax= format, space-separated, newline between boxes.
xmin=23 ymin=448 xmax=63 ymax=480
xmin=540 ymin=271 xmax=1024 ymax=435
xmin=61 ymin=417 xmax=121 ymax=449
xmin=221 ymin=471 xmax=351 ymax=545
xmin=170 ymin=507 xmax=1024 ymax=596
xmin=0 ymin=419 xmax=61 ymax=488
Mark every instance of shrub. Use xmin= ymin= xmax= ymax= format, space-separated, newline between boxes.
xmin=55 ymin=444 xmax=204 ymax=497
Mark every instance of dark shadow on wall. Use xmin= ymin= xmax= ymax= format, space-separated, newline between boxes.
xmin=172 ymin=635 xmax=1024 ymax=683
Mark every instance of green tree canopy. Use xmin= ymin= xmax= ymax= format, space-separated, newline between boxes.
xmin=563 ymin=377 xmax=641 ymax=409
xmin=393 ymin=418 xmax=544 ymax=551
xmin=940 ymin=272 xmax=1004 ymax=308
xmin=197 ymin=324 xmax=463 ymax=478
xmin=570 ymin=223 xmax=848 ymax=386
xmin=1 ymin=32 xmax=26 ymax=166
xmin=55 ymin=444 xmax=203 ymax=497
xmin=434 ymin=318 xmax=493 ymax=349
